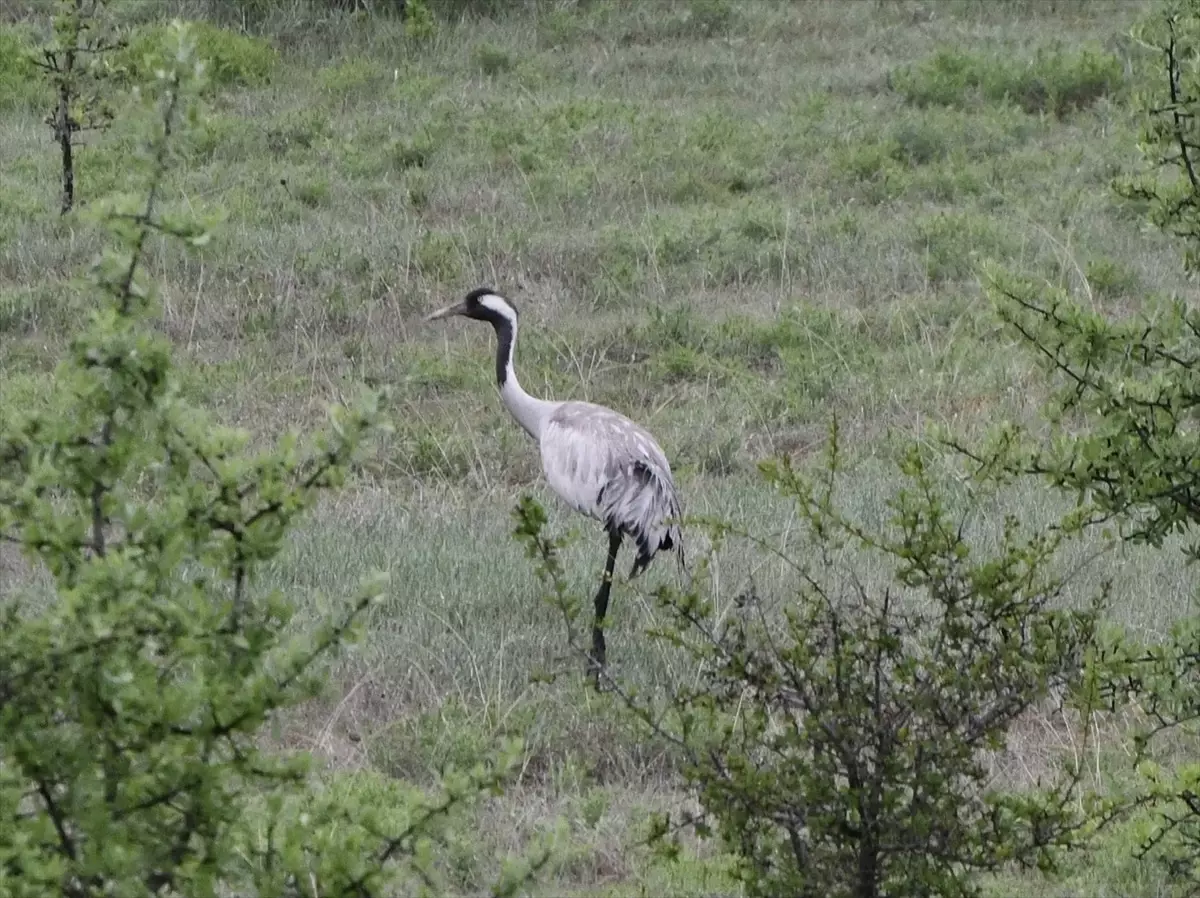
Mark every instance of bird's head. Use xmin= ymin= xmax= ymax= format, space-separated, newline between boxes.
xmin=425 ymin=287 xmax=518 ymax=330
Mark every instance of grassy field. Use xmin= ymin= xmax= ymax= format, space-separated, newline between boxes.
xmin=2 ymin=0 xmax=1197 ymax=893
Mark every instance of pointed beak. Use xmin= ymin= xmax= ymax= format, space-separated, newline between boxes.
xmin=425 ymin=301 xmax=466 ymax=322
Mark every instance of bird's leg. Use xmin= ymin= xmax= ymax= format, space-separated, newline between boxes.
xmin=588 ymin=528 xmax=623 ymax=691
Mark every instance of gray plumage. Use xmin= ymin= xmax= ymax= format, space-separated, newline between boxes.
xmin=541 ymin=402 xmax=683 ymax=574
xmin=426 ymin=287 xmax=685 ymax=686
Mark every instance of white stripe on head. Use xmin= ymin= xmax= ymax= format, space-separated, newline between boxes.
xmin=478 ymin=293 xmax=517 ymax=326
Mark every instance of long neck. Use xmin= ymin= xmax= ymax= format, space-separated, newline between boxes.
xmin=493 ymin=316 xmax=555 ymax=440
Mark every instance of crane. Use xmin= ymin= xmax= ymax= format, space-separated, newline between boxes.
xmin=426 ymin=287 xmax=685 ymax=688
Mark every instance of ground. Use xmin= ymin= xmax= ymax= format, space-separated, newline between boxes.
xmin=0 ymin=0 xmax=1193 ymax=894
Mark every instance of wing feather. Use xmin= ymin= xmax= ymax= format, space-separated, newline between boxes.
xmin=540 ymin=402 xmax=683 ymax=572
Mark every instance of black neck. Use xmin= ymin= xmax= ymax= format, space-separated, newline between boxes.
xmin=494 ymin=318 xmax=513 ymax=386
xmin=475 ymin=307 xmax=515 ymax=387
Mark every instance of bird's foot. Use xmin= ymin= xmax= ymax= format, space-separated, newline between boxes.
xmin=585 ymin=655 xmax=604 ymax=692
xmin=588 ymin=627 xmax=607 ymax=692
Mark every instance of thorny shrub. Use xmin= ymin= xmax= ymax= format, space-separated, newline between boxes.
xmin=514 ymin=421 xmax=1112 ymax=898
xmin=0 ymin=22 xmax=546 ymax=898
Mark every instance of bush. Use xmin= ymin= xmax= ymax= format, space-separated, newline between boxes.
xmin=891 ymin=43 xmax=1123 ymax=118
xmin=912 ymin=210 xmax=1021 ymax=284
xmin=31 ymin=0 xmax=125 ymax=214
xmin=514 ymin=425 xmax=1109 ymax=898
xmin=0 ymin=26 xmax=44 ymax=112
xmin=114 ymin=19 xmax=279 ymax=89
xmin=957 ymin=0 xmax=1200 ymax=888
xmin=0 ymin=23 xmax=546 ymax=897
xmin=1084 ymin=256 xmax=1139 ymax=298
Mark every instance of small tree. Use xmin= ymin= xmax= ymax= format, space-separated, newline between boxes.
xmin=0 ymin=22 xmax=543 ymax=898
xmin=30 ymin=0 xmax=122 ymax=215
xmin=515 ymin=425 xmax=1108 ymax=898
xmin=952 ymin=0 xmax=1200 ymax=886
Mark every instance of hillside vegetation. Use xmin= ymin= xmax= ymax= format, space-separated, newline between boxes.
xmin=3 ymin=0 xmax=1198 ymax=895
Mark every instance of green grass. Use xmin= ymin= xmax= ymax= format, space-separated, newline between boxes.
xmin=3 ymin=0 xmax=1197 ymax=894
